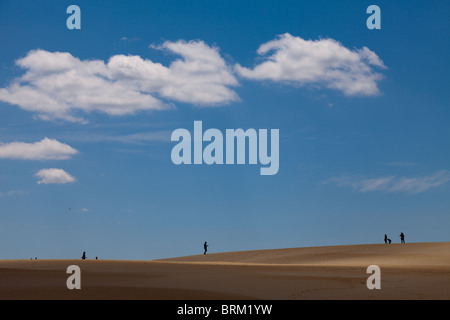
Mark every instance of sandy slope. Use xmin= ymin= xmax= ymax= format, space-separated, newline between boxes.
xmin=157 ymin=242 xmax=450 ymax=267
xmin=0 ymin=242 xmax=449 ymax=300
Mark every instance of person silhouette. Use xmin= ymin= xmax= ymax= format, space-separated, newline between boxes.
xmin=204 ymin=241 xmax=208 ymax=255
xmin=384 ymin=234 xmax=391 ymax=244
xmin=82 ymin=251 xmax=86 ymax=259
xmin=400 ymin=232 xmax=405 ymax=243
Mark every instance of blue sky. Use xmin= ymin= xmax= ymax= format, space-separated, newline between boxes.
xmin=0 ymin=0 xmax=449 ymax=260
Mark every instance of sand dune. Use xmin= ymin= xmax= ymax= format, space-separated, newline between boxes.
xmin=158 ymin=242 xmax=450 ymax=267
xmin=0 ymin=242 xmax=449 ymax=300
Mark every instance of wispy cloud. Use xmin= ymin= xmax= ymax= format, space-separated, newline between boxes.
xmin=35 ymin=168 xmax=76 ymax=185
xmin=0 ymin=138 xmax=78 ymax=160
xmin=235 ymin=33 xmax=386 ymax=96
xmin=0 ymin=190 xmax=24 ymax=197
xmin=120 ymin=36 xmax=140 ymax=42
xmin=383 ymin=161 xmax=418 ymax=167
xmin=108 ymin=131 xmax=172 ymax=144
xmin=323 ymin=170 xmax=450 ymax=194
xmin=82 ymin=130 xmax=172 ymax=144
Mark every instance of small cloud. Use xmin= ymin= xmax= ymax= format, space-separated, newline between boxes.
xmin=323 ymin=170 xmax=450 ymax=194
xmin=120 ymin=36 xmax=140 ymax=42
xmin=0 ymin=138 xmax=78 ymax=160
xmin=35 ymin=168 xmax=76 ymax=185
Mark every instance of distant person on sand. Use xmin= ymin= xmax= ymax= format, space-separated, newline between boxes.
xmin=384 ymin=234 xmax=391 ymax=244
xmin=400 ymin=232 xmax=405 ymax=243
xmin=82 ymin=251 xmax=86 ymax=259
xmin=204 ymin=241 xmax=208 ymax=255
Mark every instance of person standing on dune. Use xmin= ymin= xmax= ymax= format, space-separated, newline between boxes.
xmin=400 ymin=232 xmax=405 ymax=243
xmin=204 ymin=241 xmax=208 ymax=255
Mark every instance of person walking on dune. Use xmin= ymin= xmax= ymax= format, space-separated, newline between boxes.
xmin=204 ymin=241 xmax=208 ymax=255
xmin=400 ymin=232 xmax=405 ymax=244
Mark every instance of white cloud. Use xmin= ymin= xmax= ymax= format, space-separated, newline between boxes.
xmin=0 ymin=35 xmax=387 ymax=122
xmin=0 ymin=50 xmax=168 ymax=123
xmin=0 ymin=137 xmax=78 ymax=160
xmin=35 ymin=168 xmax=76 ymax=184
xmin=323 ymin=170 xmax=450 ymax=194
xmin=0 ymin=40 xmax=239 ymax=122
xmin=151 ymin=40 xmax=239 ymax=105
xmin=235 ymin=33 xmax=386 ymax=96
